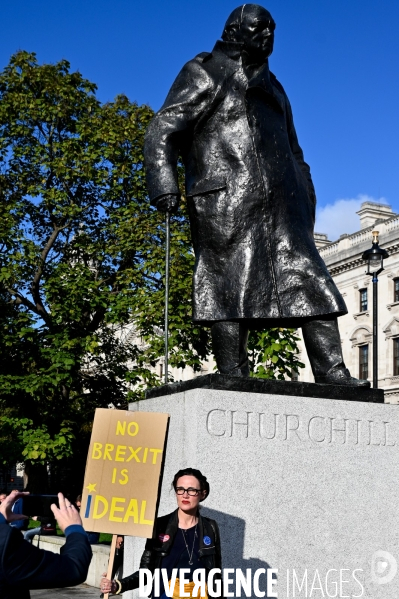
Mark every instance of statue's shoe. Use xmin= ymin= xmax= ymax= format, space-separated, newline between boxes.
xmin=315 ymin=365 xmax=371 ymax=387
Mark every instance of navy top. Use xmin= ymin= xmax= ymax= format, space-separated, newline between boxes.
xmin=10 ymin=499 xmax=25 ymax=530
xmin=157 ymin=525 xmax=201 ymax=597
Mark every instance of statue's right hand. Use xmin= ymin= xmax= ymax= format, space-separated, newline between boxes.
xmin=155 ymin=194 xmax=179 ymax=213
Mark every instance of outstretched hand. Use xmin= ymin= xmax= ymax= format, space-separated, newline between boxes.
xmin=0 ymin=490 xmax=29 ymax=523
xmin=155 ymin=194 xmax=179 ymax=213
xmin=51 ymin=492 xmax=83 ymax=533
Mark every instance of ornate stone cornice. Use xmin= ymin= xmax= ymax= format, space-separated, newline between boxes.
xmin=326 ymin=243 xmax=399 ymax=276
xmin=327 ymin=257 xmax=364 ymax=276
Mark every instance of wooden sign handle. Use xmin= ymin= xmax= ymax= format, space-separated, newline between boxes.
xmin=104 ymin=534 xmax=118 ymax=599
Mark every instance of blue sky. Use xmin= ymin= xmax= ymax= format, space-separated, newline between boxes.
xmin=2 ymin=0 xmax=399 ymax=240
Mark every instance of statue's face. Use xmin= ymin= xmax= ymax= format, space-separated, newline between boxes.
xmin=240 ymin=7 xmax=275 ymax=61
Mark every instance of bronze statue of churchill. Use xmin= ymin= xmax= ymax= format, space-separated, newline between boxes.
xmin=144 ymin=4 xmax=368 ymax=387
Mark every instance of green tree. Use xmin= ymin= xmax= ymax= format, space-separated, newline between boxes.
xmin=249 ymin=328 xmax=305 ymax=380
xmin=0 ymin=51 xmax=210 ymax=490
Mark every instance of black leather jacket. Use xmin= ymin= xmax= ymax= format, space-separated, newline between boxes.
xmin=120 ymin=509 xmax=222 ymax=594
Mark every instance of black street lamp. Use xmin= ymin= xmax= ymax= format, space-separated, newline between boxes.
xmin=362 ymin=231 xmax=389 ymax=389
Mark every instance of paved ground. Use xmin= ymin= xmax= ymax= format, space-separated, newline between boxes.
xmin=31 ymin=584 xmax=100 ymax=598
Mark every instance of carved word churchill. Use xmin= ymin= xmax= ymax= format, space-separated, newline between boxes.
xmin=207 ymin=409 xmax=398 ymax=446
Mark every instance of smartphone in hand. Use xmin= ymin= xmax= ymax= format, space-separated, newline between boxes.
xmin=22 ymin=495 xmax=60 ymax=518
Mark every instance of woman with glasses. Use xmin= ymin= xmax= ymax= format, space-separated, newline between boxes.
xmin=100 ymin=467 xmax=222 ymax=597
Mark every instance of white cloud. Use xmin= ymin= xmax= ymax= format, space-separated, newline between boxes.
xmin=315 ymin=194 xmax=388 ymax=242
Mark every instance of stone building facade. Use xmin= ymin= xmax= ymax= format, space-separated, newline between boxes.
xmin=298 ymin=201 xmax=399 ymax=403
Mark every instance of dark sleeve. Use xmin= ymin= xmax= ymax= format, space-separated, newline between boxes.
xmin=210 ymin=520 xmax=224 ymax=599
xmin=64 ymin=524 xmax=86 ymax=536
xmin=284 ymin=93 xmax=316 ymax=214
xmin=144 ymin=57 xmax=214 ymax=204
xmin=213 ymin=520 xmax=222 ymax=571
xmin=120 ymin=536 xmax=156 ymax=593
xmin=3 ymin=527 xmax=92 ymax=590
xmin=10 ymin=499 xmax=26 ymax=530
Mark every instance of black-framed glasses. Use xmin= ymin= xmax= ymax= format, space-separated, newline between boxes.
xmin=175 ymin=487 xmax=201 ymax=496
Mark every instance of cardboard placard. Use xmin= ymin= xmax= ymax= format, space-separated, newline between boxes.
xmin=81 ymin=408 xmax=169 ymax=537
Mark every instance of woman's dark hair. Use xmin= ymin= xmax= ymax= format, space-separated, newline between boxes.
xmin=172 ymin=468 xmax=209 ymax=502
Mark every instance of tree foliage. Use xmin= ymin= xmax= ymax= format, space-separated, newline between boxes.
xmin=0 ymin=51 xmax=210 ymax=487
xmin=249 ymin=328 xmax=304 ymax=380
xmin=0 ymin=416 xmax=74 ymax=463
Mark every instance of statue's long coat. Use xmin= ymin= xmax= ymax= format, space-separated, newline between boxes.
xmin=144 ymin=41 xmax=347 ymax=327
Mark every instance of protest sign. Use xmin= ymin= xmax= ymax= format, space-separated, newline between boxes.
xmin=81 ymin=408 xmax=169 ymax=537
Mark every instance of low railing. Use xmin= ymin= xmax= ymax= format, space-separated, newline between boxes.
xmin=348 ymin=229 xmax=374 ymax=247
xmin=319 ymin=213 xmax=399 ymax=258
xmin=386 ymin=217 xmax=399 ymax=232
xmin=319 ymin=242 xmax=340 ymax=257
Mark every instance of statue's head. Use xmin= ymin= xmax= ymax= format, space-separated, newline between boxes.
xmin=222 ymin=4 xmax=275 ymax=61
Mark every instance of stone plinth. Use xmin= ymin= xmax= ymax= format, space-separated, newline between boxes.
xmin=145 ymin=374 xmax=384 ymax=403
xmin=124 ymin=384 xmax=399 ymax=599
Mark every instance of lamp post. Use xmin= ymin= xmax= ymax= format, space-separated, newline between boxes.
xmin=362 ymin=231 xmax=389 ymax=388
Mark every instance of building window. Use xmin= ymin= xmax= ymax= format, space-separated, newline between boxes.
xmin=394 ymin=339 xmax=399 ymax=376
xmin=359 ymin=345 xmax=368 ymax=380
xmin=394 ymin=278 xmax=399 ymax=302
xmin=359 ymin=288 xmax=368 ymax=312
xmin=159 ymin=363 xmax=163 ymax=379
xmin=291 ymin=370 xmax=299 ymax=381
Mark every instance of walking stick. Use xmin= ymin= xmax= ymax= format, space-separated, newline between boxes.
xmin=164 ymin=211 xmax=170 ymax=384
